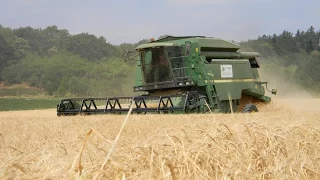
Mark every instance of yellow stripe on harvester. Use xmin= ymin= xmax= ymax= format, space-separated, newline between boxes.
xmin=214 ymin=79 xmax=257 ymax=83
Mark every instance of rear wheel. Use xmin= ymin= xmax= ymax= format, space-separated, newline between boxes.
xmin=243 ymin=104 xmax=258 ymax=113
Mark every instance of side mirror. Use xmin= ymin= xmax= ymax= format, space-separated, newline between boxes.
xmin=124 ymin=50 xmax=130 ymax=61
xmin=124 ymin=49 xmax=139 ymax=62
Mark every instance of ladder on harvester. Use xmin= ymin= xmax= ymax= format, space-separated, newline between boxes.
xmin=194 ymin=58 xmax=221 ymax=111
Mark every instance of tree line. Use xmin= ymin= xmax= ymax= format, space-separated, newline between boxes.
xmin=0 ymin=25 xmax=148 ymax=97
xmin=239 ymin=26 xmax=320 ymax=94
xmin=0 ymin=25 xmax=320 ymax=97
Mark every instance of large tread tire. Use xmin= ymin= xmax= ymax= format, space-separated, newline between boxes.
xmin=243 ymin=104 xmax=258 ymax=113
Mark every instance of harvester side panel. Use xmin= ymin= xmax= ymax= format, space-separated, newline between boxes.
xmin=203 ymin=60 xmax=255 ymax=100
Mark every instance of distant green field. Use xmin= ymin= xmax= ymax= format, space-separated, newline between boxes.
xmin=0 ymin=88 xmax=44 ymax=97
xmin=0 ymin=98 xmax=59 ymax=111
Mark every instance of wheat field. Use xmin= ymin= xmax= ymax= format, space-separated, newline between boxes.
xmin=1 ymin=98 xmax=320 ymax=179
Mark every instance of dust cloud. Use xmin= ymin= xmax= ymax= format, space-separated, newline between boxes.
xmin=259 ymin=68 xmax=312 ymax=99
xmin=258 ymin=66 xmax=320 ymax=112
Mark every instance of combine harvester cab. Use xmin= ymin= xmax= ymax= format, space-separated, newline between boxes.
xmin=57 ymin=36 xmax=277 ymax=116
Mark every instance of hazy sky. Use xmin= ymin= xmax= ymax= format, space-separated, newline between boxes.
xmin=0 ymin=0 xmax=319 ymax=45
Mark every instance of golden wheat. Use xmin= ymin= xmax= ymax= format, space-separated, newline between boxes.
xmin=0 ymin=99 xmax=320 ymax=179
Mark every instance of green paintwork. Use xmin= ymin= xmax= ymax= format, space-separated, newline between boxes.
xmin=135 ymin=42 xmax=177 ymax=49
xmin=132 ymin=36 xmax=275 ymax=113
xmin=201 ymin=52 xmax=260 ymax=59
xmin=154 ymin=36 xmax=240 ymax=50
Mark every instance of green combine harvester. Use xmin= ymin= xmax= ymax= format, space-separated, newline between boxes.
xmin=57 ymin=36 xmax=277 ymax=116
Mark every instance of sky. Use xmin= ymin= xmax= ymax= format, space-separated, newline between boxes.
xmin=0 ymin=0 xmax=319 ymax=45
